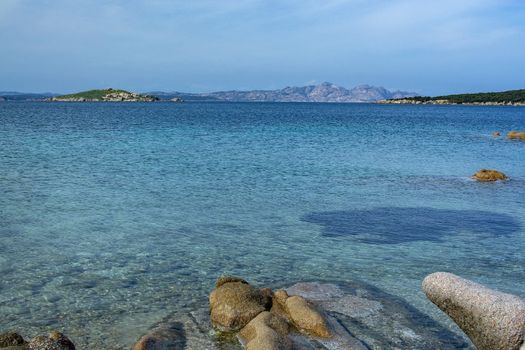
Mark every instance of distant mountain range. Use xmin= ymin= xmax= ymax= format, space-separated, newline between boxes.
xmin=0 ymin=83 xmax=418 ymax=102
xmin=147 ymin=82 xmax=418 ymax=102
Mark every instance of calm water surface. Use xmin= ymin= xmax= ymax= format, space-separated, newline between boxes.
xmin=1 ymin=102 xmax=524 ymax=348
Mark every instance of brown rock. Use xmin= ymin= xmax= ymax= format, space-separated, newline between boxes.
xmin=472 ymin=169 xmax=508 ymax=182
xmin=270 ymin=289 xmax=291 ymax=322
xmin=215 ymin=276 xmax=248 ymax=288
xmin=239 ymin=311 xmax=291 ymax=350
xmin=28 ymin=332 xmax=75 ymax=350
xmin=0 ymin=332 xmax=26 ymax=347
xmin=422 ymin=272 xmax=525 ymax=350
xmin=507 ymin=131 xmax=525 ymax=141
xmin=273 ymin=289 xmax=289 ymax=305
xmin=209 ymin=278 xmax=272 ymax=331
xmin=285 ymin=296 xmax=331 ymax=338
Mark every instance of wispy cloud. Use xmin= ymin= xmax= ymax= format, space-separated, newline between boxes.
xmin=1 ymin=0 xmax=524 ymax=94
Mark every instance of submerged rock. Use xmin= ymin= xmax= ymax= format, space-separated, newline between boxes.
xmin=0 ymin=332 xmax=27 ymax=347
xmin=492 ymin=131 xmax=501 ymax=137
xmin=137 ymin=278 xmax=469 ymax=350
xmin=422 ymin=272 xmax=525 ymax=350
xmin=286 ymin=281 xmax=470 ymax=349
xmin=472 ymin=169 xmax=508 ymax=182
xmin=132 ymin=321 xmax=186 ymax=350
xmin=209 ymin=276 xmax=272 ymax=331
xmin=239 ymin=311 xmax=291 ymax=350
xmin=28 ymin=331 xmax=75 ymax=350
xmin=507 ymin=131 xmax=525 ymax=141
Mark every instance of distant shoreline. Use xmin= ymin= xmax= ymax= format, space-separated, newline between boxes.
xmin=378 ymin=99 xmax=525 ymax=106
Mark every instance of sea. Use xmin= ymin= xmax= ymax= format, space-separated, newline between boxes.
xmin=1 ymin=101 xmax=524 ymax=349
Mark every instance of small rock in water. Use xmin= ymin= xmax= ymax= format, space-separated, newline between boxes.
xmin=492 ymin=131 xmax=501 ymax=137
xmin=507 ymin=131 xmax=525 ymax=141
xmin=209 ymin=276 xmax=272 ymax=331
xmin=28 ymin=331 xmax=75 ymax=350
xmin=472 ymin=169 xmax=508 ymax=182
xmin=422 ymin=272 xmax=525 ymax=350
xmin=0 ymin=331 xmax=27 ymax=347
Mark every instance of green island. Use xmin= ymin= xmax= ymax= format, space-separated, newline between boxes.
xmin=50 ymin=88 xmax=159 ymax=102
xmin=380 ymin=89 xmax=525 ymax=106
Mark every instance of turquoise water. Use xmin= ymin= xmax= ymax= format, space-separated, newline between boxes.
xmin=1 ymin=102 xmax=524 ymax=348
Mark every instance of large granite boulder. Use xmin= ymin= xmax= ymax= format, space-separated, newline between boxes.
xmin=472 ymin=169 xmax=508 ymax=182
xmin=239 ymin=311 xmax=291 ymax=350
xmin=209 ymin=276 xmax=272 ymax=331
xmin=507 ymin=131 xmax=525 ymax=141
xmin=0 ymin=332 xmax=26 ymax=348
xmin=422 ymin=272 xmax=525 ymax=350
xmin=27 ymin=331 xmax=75 ymax=350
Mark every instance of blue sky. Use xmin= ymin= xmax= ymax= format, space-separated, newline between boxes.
xmin=1 ymin=0 xmax=524 ymax=95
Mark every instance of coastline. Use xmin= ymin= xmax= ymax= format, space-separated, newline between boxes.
xmin=378 ymin=99 xmax=525 ymax=106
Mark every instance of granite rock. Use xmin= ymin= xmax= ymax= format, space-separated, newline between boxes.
xmin=209 ymin=277 xmax=272 ymax=331
xmin=27 ymin=332 xmax=75 ymax=350
xmin=422 ymin=272 xmax=525 ymax=350
xmin=132 ymin=321 xmax=186 ymax=350
xmin=0 ymin=332 xmax=26 ymax=347
xmin=472 ymin=169 xmax=508 ymax=182
xmin=285 ymin=296 xmax=331 ymax=338
xmin=239 ymin=311 xmax=291 ymax=350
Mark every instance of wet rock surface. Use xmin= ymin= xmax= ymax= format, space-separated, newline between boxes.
xmin=423 ymin=272 xmax=525 ymax=350
xmin=286 ymin=281 xmax=470 ymax=350
xmin=0 ymin=332 xmax=26 ymax=348
xmin=209 ymin=280 xmax=272 ymax=331
xmin=27 ymin=331 xmax=75 ymax=350
xmin=134 ymin=278 xmax=471 ymax=350
xmin=472 ymin=169 xmax=508 ymax=182
xmin=284 ymin=296 xmax=331 ymax=339
xmin=239 ymin=311 xmax=291 ymax=350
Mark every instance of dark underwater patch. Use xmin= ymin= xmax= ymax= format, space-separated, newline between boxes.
xmin=301 ymin=207 xmax=520 ymax=244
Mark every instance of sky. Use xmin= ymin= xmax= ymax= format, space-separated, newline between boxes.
xmin=1 ymin=0 xmax=524 ymax=95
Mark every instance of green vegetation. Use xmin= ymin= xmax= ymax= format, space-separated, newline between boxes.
xmin=393 ymin=89 xmax=525 ymax=104
xmin=55 ymin=88 xmax=130 ymax=100
xmin=51 ymin=88 xmax=159 ymax=102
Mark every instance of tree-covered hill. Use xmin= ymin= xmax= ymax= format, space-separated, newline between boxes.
xmin=382 ymin=89 xmax=525 ymax=105
xmin=51 ymin=88 xmax=159 ymax=102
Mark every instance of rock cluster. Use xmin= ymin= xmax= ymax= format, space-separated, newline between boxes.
xmin=472 ymin=169 xmax=508 ymax=182
xmin=133 ymin=278 xmax=470 ymax=349
xmin=0 ymin=331 xmax=74 ymax=350
xmin=423 ymin=272 xmax=525 ymax=350
xmin=208 ymin=276 xmax=331 ymax=350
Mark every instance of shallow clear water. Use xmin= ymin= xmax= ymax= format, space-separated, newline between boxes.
xmin=1 ymin=102 xmax=524 ymax=349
